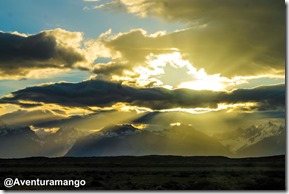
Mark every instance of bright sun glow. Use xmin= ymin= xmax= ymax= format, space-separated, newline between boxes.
xmin=178 ymin=77 xmax=227 ymax=91
xmin=145 ymin=52 xmax=236 ymax=91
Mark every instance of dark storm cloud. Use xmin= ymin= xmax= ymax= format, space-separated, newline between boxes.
xmin=0 ymin=29 xmax=89 ymax=79
xmin=0 ymin=80 xmax=284 ymax=111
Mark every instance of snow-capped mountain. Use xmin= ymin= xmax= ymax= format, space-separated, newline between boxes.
xmin=96 ymin=124 xmax=142 ymax=138
xmin=0 ymin=124 xmax=80 ymax=158
xmin=0 ymin=120 xmax=284 ymax=158
xmin=215 ymin=121 xmax=285 ymax=155
xmin=237 ymin=128 xmax=285 ymax=157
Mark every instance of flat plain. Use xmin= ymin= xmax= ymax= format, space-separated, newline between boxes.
xmin=0 ymin=155 xmax=285 ymax=190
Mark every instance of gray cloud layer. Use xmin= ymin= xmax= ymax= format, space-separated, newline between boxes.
xmin=0 ymin=80 xmax=284 ymax=111
xmin=0 ymin=29 xmax=89 ymax=79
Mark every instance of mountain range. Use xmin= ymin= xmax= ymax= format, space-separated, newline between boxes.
xmin=66 ymin=124 xmax=231 ymax=157
xmin=0 ymin=118 xmax=285 ymax=158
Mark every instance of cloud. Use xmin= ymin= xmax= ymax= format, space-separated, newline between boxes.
xmin=94 ymin=0 xmax=285 ymax=78
xmin=0 ymin=28 xmax=93 ymax=79
xmin=98 ymin=0 xmax=284 ymax=23
xmin=99 ymin=29 xmax=175 ymax=66
xmin=0 ymin=109 xmax=65 ymax=127
xmin=0 ymin=79 xmax=284 ymax=113
xmin=93 ymin=61 xmax=129 ymax=76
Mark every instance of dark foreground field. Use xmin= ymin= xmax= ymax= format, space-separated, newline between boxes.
xmin=0 ymin=155 xmax=285 ymax=190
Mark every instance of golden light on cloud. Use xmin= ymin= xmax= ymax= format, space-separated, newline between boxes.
xmin=111 ymin=102 xmax=153 ymax=113
xmin=20 ymin=101 xmax=258 ymax=117
xmin=37 ymin=102 xmax=258 ymax=116
xmin=131 ymin=123 xmax=147 ymax=130
xmin=219 ymin=102 xmax=258 ymax=113
xmin=0 ymin=104 xmax=19 ymax=116
xmin=160 ymin=107 xmax=218 ymax=114
xmin=160 ymin=102 xmax=258 ymax=115
xmin=19 ymin=102 xmax=93 ymax=117
xmin=88 ymin=103 xmax=154 ymax=113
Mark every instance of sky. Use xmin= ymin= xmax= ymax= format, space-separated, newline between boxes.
xmin=0 ymin=0 xmax=286 ymax=158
